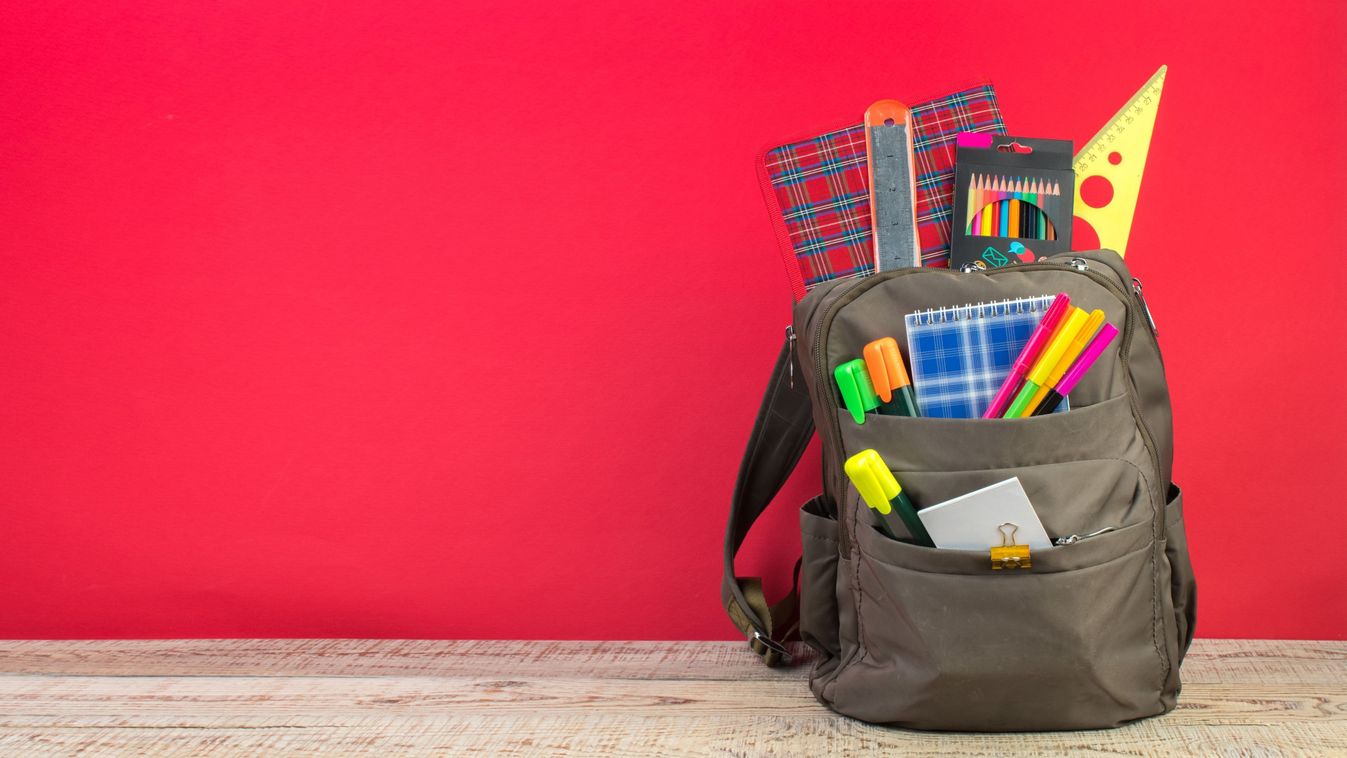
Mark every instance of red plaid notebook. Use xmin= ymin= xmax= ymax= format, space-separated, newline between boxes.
xmin=757 ymin=84 xmax=1006 ymax=300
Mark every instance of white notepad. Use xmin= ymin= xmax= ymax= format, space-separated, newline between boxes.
xmin=916 ymin=477 xmax=1052 ymax=550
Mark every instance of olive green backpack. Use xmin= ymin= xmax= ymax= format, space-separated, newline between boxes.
xmin=723 ymin=249 xmax=1197 ymax=731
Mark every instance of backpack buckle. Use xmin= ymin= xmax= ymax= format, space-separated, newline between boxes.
xmin=750 ymin=630 xmax=792 ymax=664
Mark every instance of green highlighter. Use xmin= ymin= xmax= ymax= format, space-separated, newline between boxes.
xmin=835 ymin=353 xmax=917 ymax=424
xmin=833 ymin=359 xmax=881 ymax=424
xmin=843 ymin=449 xmax=934 ymax=547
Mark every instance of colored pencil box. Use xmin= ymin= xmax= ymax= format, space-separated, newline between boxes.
xmin=756 ymin=84 xmax=1007 ymax=301
xmin=949 ymin=134 xmax=1076 ymax=270
xmin=722 ymin=249 xmax=1196 ymax=731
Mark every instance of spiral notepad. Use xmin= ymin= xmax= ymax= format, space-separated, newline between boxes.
xmin=905 ymin=296 xmax=1070 ymax=419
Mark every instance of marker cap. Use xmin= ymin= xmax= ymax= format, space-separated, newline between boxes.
xmin=843 ymin=449 xmax=901 ymax=515
xmin=1027 ymin=307 xmax=1089 ymax=385
xmin=1012 ymin=293 xmax=1071 ymax=374
xmin=834 ymin=359 xmax=880 ymax=424
xmin=862 ymin=337 xmax=911 ymax=403
xmin=1057 ymin=323 xmax=1120 ymax=394
xmin=1047 ymin=309 xmax=1107 ymax=386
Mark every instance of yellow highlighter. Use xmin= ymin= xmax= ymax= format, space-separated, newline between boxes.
xmin=843 ymin=449 xmax=934 ymax=547
xmin=1004 ymin=307 xmax=1090 ymax=418
xmin=1023 ymin=309 xmax=1106 ymax=415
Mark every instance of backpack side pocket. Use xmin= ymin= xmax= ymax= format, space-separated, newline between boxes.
xmin=799 ymin=496 xmax=841 ymax=661
xmin=1163 ymin=484 xmax=1196 ymax=662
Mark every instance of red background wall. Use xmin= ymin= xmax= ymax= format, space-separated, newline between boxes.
xmin=3 ymin=1 xmax=1345 ymax=639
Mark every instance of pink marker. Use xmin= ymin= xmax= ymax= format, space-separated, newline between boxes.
xmin=1054 ymin=323 xmax=1119 ymax=395
xmin=1031 ymin=323 xmax=1119 ymax=416
xmin=982 ymin=292 xmax=1071 ymax=418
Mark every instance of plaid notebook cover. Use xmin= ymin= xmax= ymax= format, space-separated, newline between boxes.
xmin=759 ymin=85 xmax=1006 ymax=300
xmin=905 ymin=296 xmax=1069 ymax=419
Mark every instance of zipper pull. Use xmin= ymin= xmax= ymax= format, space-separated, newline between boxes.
xmin=1066 ymin=257 xmax=1090 ymax=272
xmin=1052 ymin=526 xmax=1118 ymax=546
xmin=1132 ymin=277 xmax=1158 ymax=337
xmin=785 ymin=325 xmax=797 ymax=388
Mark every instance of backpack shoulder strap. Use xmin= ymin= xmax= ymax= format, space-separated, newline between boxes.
xmin=722 ymin=334 xmax=816 ymax=666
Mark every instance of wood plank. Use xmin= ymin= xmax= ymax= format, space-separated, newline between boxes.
xmin=1 ymin=676 xmax=1343 ymax=725
xmin=0 ymin=639 xmax=1343 ymax=756
xmin=0 ymin=639 xmax=806 ymax=680
xmin=1178 ymin=639 xmax=1347 ymax=684
xmin=1 ymin=716 xmax=1344 ymax=757
xmin=3 ymin=638 xmax=1344 ymax=683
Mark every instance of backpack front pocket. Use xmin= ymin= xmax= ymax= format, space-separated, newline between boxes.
xmin=841 ymin=393 xmax=1143 ymax=473
xmin=836 ymin=519 xmax=1169 ymax=731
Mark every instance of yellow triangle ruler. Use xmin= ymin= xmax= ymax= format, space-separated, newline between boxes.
xmin=1072 ymin=65 xmax=1167 ymax=257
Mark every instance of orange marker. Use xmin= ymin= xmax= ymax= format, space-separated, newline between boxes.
xmin=863 ymin=337 xmax=919 ymax=416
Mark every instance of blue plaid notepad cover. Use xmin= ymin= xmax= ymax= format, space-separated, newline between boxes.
xmin=905 ymin=297 xmax=1070 ymax=419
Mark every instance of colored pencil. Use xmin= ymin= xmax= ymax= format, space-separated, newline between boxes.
xmin=1033 ymin=179 xmax=1045 ymax=240
xmin=979 ymin=175 xmax=989 ymax=231
xmin=998 ymin=196 xmax=1008 ymax=236
xmin=1036 ymin=181 xmax=1045 ymax=239
xmin=1031 ymin=179 xmax=1039 ymax=240
xmin=1013 ymin=179 xmax=1022 ymax=237
xmin=967 ymin=175 xmax=980 ymax=231
xmin=977 ymin=175 xmax=989 ymax=233
xmin=1022 ymin=179 xmax=1032 ymax=237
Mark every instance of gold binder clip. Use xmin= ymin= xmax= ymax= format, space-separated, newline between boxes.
xmin=990 ymin=523 xmax=1032 ymax=570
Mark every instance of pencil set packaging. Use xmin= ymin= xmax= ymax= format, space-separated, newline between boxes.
xmin=950 ymin=134 xmax=1074 ymax=270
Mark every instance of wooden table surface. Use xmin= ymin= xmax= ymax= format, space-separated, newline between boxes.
xmin=1 ymin=639 xmax=1344 ymax=756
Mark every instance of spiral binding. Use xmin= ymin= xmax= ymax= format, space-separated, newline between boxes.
xmin=908 ymin=295 xmax=1052 ymax=327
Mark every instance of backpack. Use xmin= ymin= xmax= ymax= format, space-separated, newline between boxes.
xmin=722 ymin=249 xmax=1197 ymax=731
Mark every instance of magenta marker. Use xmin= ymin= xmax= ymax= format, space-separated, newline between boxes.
xmin=1031 ymin=323 xmax=1119 ymax=416
xmin=983 ymin=292 xmax=1070 ymax=418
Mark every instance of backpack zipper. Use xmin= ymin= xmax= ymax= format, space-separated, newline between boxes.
xmin=1133 ymin=277 xmax=1158 ymax=337
xmin=808 ymin=255 xmax=1162 ymax=556
xmin=1052 ymin=526 xmax=1118 ymax=546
